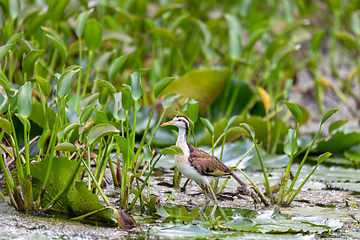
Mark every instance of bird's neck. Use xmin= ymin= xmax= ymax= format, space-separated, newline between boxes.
xmin=176 ymin=127 xmax=189 ymax=154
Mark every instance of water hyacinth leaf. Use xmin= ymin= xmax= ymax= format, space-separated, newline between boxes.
xmin=87 ymin=123 xmax=120 ymax=146
xmin=284 ymin=101 xmax=302 ymax=124
xmin=94 ymin=109 xmax=108 ymax=123
xmin=80 ymin=106 xmax=94 ymax=123
xmin=57 ymin=68 xmax=80 ymax=98
xmin=239 ymin=123 xmax=255 ymax=138
xmin=130 ymin=71 xmax=142 ymax=100
xmin=0 ymin=72 xmax=11 ymax=91
xmin=58 ymin=123 xmax=80 ymax=139
xmin=154 ymin=77 xmax=176 ymax=98
xmin=45 ymin=34 xmax=67 ymax=63
xmin=22 ymin=49 xmax=44 ymax=75
xmin=283 ymin=129 xmax=298 ymax=156
xmin=98 ymin=87 xmax=109 ymax=106
xmin=194 ymin=19 xmax=211 ymax=46
xmin=84 ymin=19 xmax=103 ymax=52
xmin=121 ymin=87 xmax=133 ymax=111
xmin=200 ymin=117 xmax=214 ymax=138
xmin=34 ymin=74 xmax=51 ymax=96
xmin=54 ymin=143 xmax=77 ymax=152
xmin=317 ymin=152 xmax=332 ymax=165
xmin=17 ymin=81 xmax=33 ymax=119
xmin=321 ymin=108 xmax=338 ymax=125
xmin=225 ymin=115 xmax=238 ymax=132
xmin=160 ymin=69 xmax=230 ymax=114
xmin=160 ymin=146 xmax=183 ymax=156
xmin=257 ymin=87 xmax=271 ymax=112
xmin=114 ymin=135 xmax=134 ymax=164
xmin=311 ymin=30 xmax=325 ymax=53
xmin=328 ymin=120 xmax=347 ymax=133
xmin=162 ymin=93 xmax=180 ymax=109
xmin=108 ymin=53 xmax=130 ymax=82
xmin=183 ymin=98 xmax=198 ymax=123
xmin=336 ymin=31 xmax=359 ymax=51
xmin=142 ymin=144 xmax=153 ymax=162
xmin=112 ymin=92 xmax=122 ymax=121
xmin=37 ymin=129 xmax=51 ymax=149
xmin=0 ymin=43 xmax=15 ymax=62
xmin=0 ymin=117 xmax=12 ymax=134
xmin=75 ymin=8 xmax=93 ymax=38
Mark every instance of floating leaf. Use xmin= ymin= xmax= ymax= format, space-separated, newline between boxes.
xmin=54 ymin=143 xmax=77 ymax=152
xmin=87 ymin=123 xmax=120 ymax=146
xmin=17 ymin=81 xmax=33 ymax=119
xmin=284 ymin=101 xmax=302 ymax=124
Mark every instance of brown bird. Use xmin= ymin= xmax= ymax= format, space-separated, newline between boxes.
xmin=161 ymin=115 xmax=260 ymax=217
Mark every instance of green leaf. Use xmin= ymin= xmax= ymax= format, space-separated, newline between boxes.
xmin=45 ymin=34 xmax=67 ymax=63
xmin=317 ymin=152 xmax=332 ymax=165
xmin=284 ymin=101 xmax=302 ymax=124
xmin=193 ymin=19 xmax=211 ymax=46
xmin=37 ymin=129 xmax=51 ymax=150
xmin=34 ymin=74 xmax=51 ymax=96
xmin=130 ymin=71 xmax=142 ymax=100
xmin=283 ymin=129 xmax=299 ymax=156
xmin=160 ymin=69 xmax=230 ymax=114
xmin=0 ymin=43 xmax=15 ymax=62
xmin=239 ymin=123 xmax=255 ymax=138
xmin=112 ymin=92 xmax=125 ymax=121
xmin=57 ymin=123 xmax=80 ymax=139
xmin=200 ymin=117 xmax=214 ymax=138
xmin=154 ymin=77 xmax=176 ymax=98
xmin=22 ymin=49 xmax=44 ymax=75
xmin=336 ymin=31 xmax=359 ymax=51
xmin=183 ymin=98 xmax=198 ymax=123
xmin=225 ymin=115 xmax=238 ymax=132
xmin=87 ymin=123 xmax=120 ymax=146
xmin=328 ymin=120 xmax=347 ymax=133
xmin=321 ymin=108 xmax=338 ymax=125
xmin=84 ymin=19 xmax=103 ymax=52
xmin=162 ymin=93 xmax=180 ymax=109
xmin=225 ymin=14 xmax=242 ymax=60
xmin=114 ymin=135 xmax=134 ymax=165
xmin=80 ymin=106 xmax=94 ymax=123
xmin=108 ymin=53 xmax=130 ymax=82
xmin=0 ymin=117 xmax=12 ymax=134
xmin=54 ymin=143 xmax=77 ymax=152
xmin=121 ymin=87 xmax=133 ymax=111
xmin=17 ymin=81 xmax=33 ymax=119
xmin=153 ymin=3 xmax=182 ymax=18
xmin=314 ymin=131 xmax=360 ymax=154
xmin=0 ymin=72 xmax=11 ymax=91
xmin=75 ymin=9 xmax=94 ymax=38
xmin=142 ymin=144 xmax=153 ymax=163
xmin=95 ymin=79 xmax=118 ymax=94
xmin=311 ymin=30 xmax=325 ymax=53
xmin=160 ymin=146 xmax=183 ymax=156
xmin=57 ymin=68 xmax=80 ymax=98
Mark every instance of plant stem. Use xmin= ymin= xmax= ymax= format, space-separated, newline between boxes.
xmin=253 ymin=138 xmax=272 ymax=200
xmin=82 ymin=51 xmax=93 ymax=98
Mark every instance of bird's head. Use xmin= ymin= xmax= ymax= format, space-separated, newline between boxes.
xmin=160 ymin=115 xmax=190 ymax=130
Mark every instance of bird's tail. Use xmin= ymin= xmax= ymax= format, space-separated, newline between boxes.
xmin=230 ymin=172 xmax=269 ymax=206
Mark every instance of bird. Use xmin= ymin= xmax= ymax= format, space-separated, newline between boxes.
xmin=161 ymin=115 xmax=261 ymax=217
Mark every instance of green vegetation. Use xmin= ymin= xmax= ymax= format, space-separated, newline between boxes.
xmin=0 ymin=0 xmax=359 ymax=237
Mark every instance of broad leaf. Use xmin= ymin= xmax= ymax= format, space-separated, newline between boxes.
xmin=22 ymin=49 xmax=44 ymax=75
xmin=75 ymin=9 xmax=93 ymax=38
xmin=160 ymin=146 xmax=183 ymax=156
xmin=321 ymin=108 xmax=338 ymax=125
xmin=84 ymin=19 xmax=103 ymax=52
xmin=57 ymin=68 xmax=80 ymax=98
xmin=130 ymin=71 xmax=142 ymax=100
xmin=121 ymin=87 xmax=133 ymax=111
xmin=108 ymin=53 xmax=130 ymax=82
xmin=17 ymin=81 xmax=33 ymax=119
xmin=154 ymin=77 xmax=176 ymax=98
xmin=284 ymin=101 xmax=302 ymax=124
xmin=34 ymin=74 xmax=51 ymax=96
xmin=200 ymin=117 xmax=214 ymax=138
xmin=54 ymin=143 xmax=77 ymax=152
xmin=283 ymin=129 xmax=298 ymax=156
xmin=87 ymin=123 xmax=120 ymax=146
xmin=0 ymin=43 xmax=15 ymax=62
xmin=317 ymin=152 xmax=332 ymax=165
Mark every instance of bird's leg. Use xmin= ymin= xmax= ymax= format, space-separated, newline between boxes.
xmin=199 ymin=184 xmax=210 ymax=213
xmin=207 ymin=185 xmax=219 ymax=219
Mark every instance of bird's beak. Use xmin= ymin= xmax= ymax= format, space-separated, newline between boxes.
xmin=160 ymin=120 xmax=174 ymax=127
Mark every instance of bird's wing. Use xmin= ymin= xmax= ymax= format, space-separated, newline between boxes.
xmin=187 ymin=144 xmax=231 ymax=177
